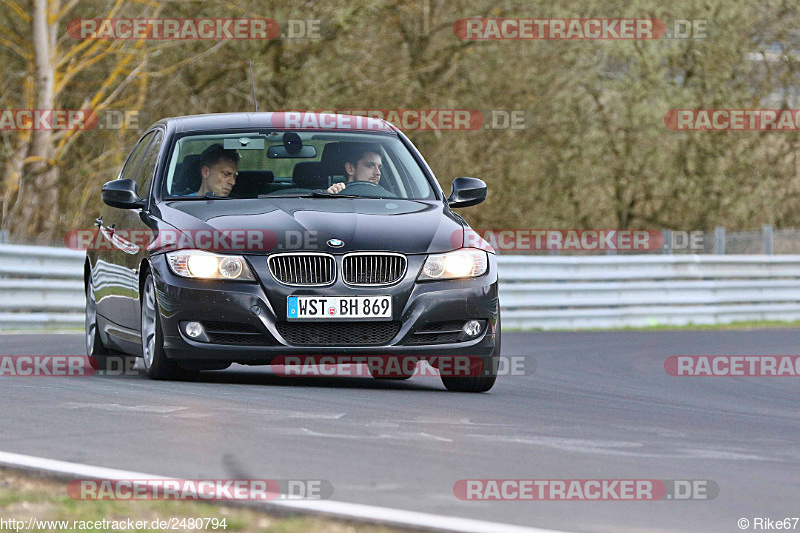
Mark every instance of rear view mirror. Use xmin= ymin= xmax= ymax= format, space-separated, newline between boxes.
xmin=267 ymin=145 xmax=317 ymax=158
xmin=268 ymin=132 xmax=318 ymax=158
xmin=447 ymin=177 xmax=487 ymax=208
xmin=102 ymin=179 xmax=145 ymax=209
xmin=224 ymin=137 xmax=266 ymax=150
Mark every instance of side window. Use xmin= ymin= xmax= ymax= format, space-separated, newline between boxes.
xmin=133 ymin=130 xmax=163 ymax=198
xmin=119 ymin=132 xmax=154 ymax=184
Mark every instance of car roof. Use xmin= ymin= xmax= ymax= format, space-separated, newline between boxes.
xmin=153 ymin=112 xmax=401 ymax=134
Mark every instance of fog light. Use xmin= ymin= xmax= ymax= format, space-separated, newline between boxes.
xmin=185 ymin=321 xmax=205 ymax=338
xmin=463 ymin=320 xmax=482 ymax=338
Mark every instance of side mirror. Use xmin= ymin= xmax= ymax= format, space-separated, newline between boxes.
xmin=447 ymin=177 xmax=487 ymax=208
xmin=102 ymin=179 xmax=145 ymax=209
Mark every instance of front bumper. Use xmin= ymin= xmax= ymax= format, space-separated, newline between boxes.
xmin=150 ymin=252 xmax=499 ymax=364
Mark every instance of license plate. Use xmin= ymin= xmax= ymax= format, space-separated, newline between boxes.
xmin=287 ymin=296 xmax=392 ymax=320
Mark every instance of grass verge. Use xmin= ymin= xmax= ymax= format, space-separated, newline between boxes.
xmin=0 ymin=467 xmax=406 ymax=532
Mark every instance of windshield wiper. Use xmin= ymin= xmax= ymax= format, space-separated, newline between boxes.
xmin=309 ymin=189 xmax=360 ymax=198
xmin=258 ymin=190 xmax=360 ymax=199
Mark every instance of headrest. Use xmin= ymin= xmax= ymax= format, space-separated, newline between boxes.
xmin=229 ymin=170 xmax=275 ymax=198
xmin=171 ymin=154 xmax=203 ymax=196
xmin=319 ymin=143 xmax=357 ymax=178
xmin=292 ymin=161 xmax=327 ymax=189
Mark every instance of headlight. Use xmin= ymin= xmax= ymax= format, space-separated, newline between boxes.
xmin=166 ymin=250 xmax=256 ymax=281
xmin=418 ymin=249 xmax=488 ymax=280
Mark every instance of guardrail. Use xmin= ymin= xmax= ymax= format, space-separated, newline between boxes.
xmin=0 ymin=244 xmax=85 ymax=330
xmin=499 ymin=255 xmax=800 ymax=329
xmin=2 ymin=244 xmax=800 ymax=330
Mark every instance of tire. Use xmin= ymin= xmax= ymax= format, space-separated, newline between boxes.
xmin=141 ymin=273 xmax=185 ymax=380
xmin=85 ymin=279 xmax=133 ymax=371
xmin=440 ymin=316 xmax=500 ymax=393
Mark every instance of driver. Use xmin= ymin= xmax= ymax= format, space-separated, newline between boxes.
xmin=191 ymin=144 xmax=240 ymax=197
xmin=326 ymin=148 xmax=383 ymax=194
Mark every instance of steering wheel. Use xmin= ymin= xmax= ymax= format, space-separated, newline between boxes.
xmin=344 ymin=181 xmax=395 ymax=197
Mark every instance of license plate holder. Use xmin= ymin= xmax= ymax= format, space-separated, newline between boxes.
xmin=287 ymin=296 xmax=392 ymax=320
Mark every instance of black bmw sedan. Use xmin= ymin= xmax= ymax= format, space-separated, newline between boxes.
xmin=85 ymin=112 xmax=499 ymax=392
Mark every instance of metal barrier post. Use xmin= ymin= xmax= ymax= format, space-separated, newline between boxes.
xmin=661 ymin=229 xmax=673 ymax=254
xmin=714 ymin=226 xmax=726 ymax=255
xmin=763 ymin=225 xmax=773 ymax=255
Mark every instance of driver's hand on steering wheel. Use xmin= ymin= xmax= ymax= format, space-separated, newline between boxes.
xmin=326 ymin=182 xmax=346 ymax=194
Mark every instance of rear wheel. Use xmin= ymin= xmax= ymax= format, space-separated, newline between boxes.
xmin=141 ymin=273 xmax=185 ymax=380
xmin=440 ymin=316 xmax=500 ymax=393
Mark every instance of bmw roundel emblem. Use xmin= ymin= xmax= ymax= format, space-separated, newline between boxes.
xmin=327 ymin=239 xmax=344 ymax=248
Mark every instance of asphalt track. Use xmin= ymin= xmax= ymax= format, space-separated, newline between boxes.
xmin=1 ymin=330 xmax=799 ymax=532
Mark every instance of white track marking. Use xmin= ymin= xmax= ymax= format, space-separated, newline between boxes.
xmin=0 ymin=450 xmax=570 ymax=533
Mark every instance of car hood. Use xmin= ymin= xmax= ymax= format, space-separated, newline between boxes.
xmin=158 ymin=198 xmax=467 ymax=254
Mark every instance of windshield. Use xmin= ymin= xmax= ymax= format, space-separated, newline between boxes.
xmin=162 ymin=131 xmax=437 ymax=200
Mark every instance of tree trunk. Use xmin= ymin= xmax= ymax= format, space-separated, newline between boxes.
xmin=1 ymin=140 xmax=32 ymax=233
xmin=14 ymin=0 xmax=59 ymax=242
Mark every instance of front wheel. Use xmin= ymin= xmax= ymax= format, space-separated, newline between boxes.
xmin=141 ymin=273 xmax=185 ymax=380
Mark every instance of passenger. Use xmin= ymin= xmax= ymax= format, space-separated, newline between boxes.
xmin=193 ymin=144 xmax=240 ymax=197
